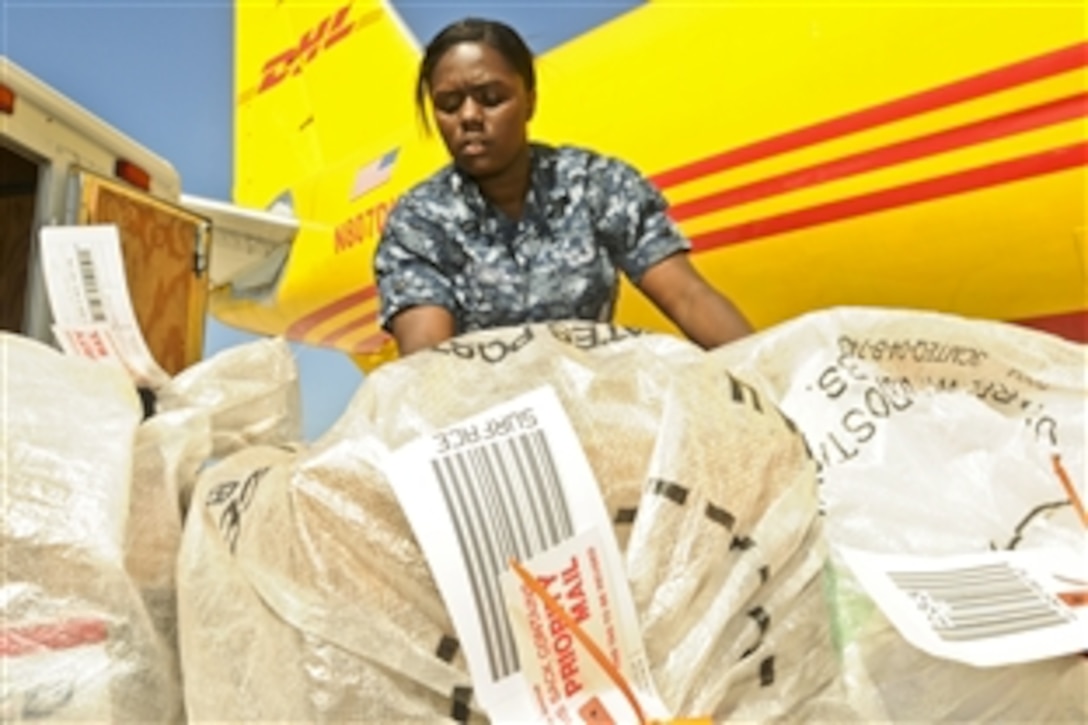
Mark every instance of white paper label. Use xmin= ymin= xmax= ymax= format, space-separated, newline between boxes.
xmin=839 ymin=546 xmax=1088 ymax=666
xmin=387 ymin=386 xmax=661 ymax=722
xmin=40 ymin=225 xmax=169 ymax=387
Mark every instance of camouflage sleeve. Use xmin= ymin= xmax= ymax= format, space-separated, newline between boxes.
xmin=373 ymin=198 xmax=458 ymax=331
xmin=594 ymin=157 xmax=691 ymax=283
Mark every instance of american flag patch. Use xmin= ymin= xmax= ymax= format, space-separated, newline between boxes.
xmin=350 ymin=148 xmax=398 ymax=201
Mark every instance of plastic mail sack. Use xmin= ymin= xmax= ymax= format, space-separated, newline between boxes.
xmin=123 ymin=335 xmax=304 ymax=717
xmin=711 ymin=307 xmax=1087 ymax=722
xmin=156 ymin=336 xmax=302 ymax=466
xmin=177 ymin=321 xmax=853 ymax=722
xmin=1 ymin=333 xmax=181 ymax=722
xmin=122 ymin=407 xmax=210 ymax=712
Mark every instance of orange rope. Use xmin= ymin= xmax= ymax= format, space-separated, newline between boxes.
xmin=1052 ymin=454 xmax=1088 ymax=528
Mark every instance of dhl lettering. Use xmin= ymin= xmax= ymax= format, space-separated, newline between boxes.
xmin=257 ymin=4 xmax=379 ymax=95
xmin=334 ymin=198 xmax=396 ymax=253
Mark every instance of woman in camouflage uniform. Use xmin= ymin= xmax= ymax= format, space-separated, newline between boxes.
xmin=375 ymin=18 xmax=753 ymax=356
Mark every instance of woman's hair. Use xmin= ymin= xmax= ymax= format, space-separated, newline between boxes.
xmin=415 ymin=18 xmax=535 ymax=130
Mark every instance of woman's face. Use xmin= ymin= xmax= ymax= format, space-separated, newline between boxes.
xmin=429 ymin=41 xmax=535 ymax=180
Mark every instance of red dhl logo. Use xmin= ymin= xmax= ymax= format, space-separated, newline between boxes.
xmin=251 ymin=3 xmax=381 ymax=98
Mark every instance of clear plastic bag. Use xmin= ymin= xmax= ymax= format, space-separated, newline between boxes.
xmin=177 ymin=322 xmax=840 ymax=722
xmin=712 ymin=306 xmax=1087 ymax=722
xmin=156 ymin=336 xmax=302 ymax=463
xmin=1 ymin=333 xmax=181 ymax=722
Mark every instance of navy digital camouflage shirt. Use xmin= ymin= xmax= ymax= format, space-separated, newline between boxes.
xmin=374 ymin=143 xmax=690 ymax=334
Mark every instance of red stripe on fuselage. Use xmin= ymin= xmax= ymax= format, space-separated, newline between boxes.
xmin=688 ymin=142 xmax=1088 ymax=252
xmin=650 ymin=42 xmax=1087 ymax=189
xmin=669 ymin=93 xmax=1087 ymax=222
xmin=318 ymin=310 xmax=380 ymax=346
xmin=1013 ymin=309 xmax=1088 ymax=342
xmin=287 ymin=285 xmax=378 ymax=339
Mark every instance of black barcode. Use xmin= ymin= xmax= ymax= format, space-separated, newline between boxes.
xmin=889 ymin=563 xmax=1073 ymax=642
xmin=76 ymin=248 xmax=107 ymax=322
xmin=434 ymin=428 xmax=574 ymax=682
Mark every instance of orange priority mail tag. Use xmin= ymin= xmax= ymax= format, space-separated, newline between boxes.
xmin=501 ymin=528 xmax=671 ymax=724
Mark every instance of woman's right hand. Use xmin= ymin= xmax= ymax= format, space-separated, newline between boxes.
xmin=390 ymin=305 xmax=457 ymax=356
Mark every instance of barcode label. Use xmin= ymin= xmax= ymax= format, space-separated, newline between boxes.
xmin=435 ymin=429 xmax=573 ymax=681
xmin=76 ymin=247 xmax=107 ymax=322
xmin=840 ymin=546 xmax=1088 ymax=666
xmin=888 ymin=563 xmax=1073 ymax=642
xmin=40 ymin=226 xmax=170 ymax=386
xmin=389 ymin=386 xmax=647 ymax=720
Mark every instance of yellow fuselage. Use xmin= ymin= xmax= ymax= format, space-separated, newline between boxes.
xmin=224 ymin=1 xmax=1087 ymax=369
